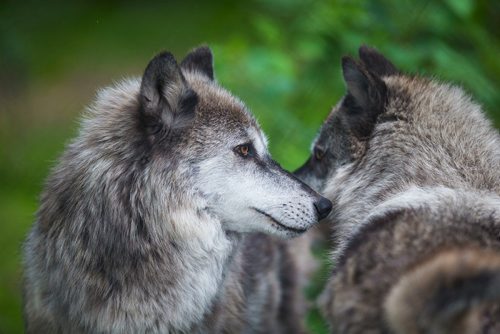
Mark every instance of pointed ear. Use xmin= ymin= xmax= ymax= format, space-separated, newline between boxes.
xmin=139 ymin=52 xmax=198 ymax=133
xmin=341 ymin=56 xmax=387 ymax=138
xmin=358 ymin=45 xmax=399 ymax=77
xmin=180 ymin=46 xmax=214 ymax=80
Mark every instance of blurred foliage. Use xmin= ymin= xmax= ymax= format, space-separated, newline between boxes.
xmin=0 ymin=0 xmax=499 ymax=332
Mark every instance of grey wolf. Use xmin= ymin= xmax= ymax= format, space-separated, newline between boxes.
xmin=23 ymin=46 xmax=332 ymax=333
xmin=295 ymin=46 xmax=500 ymax=333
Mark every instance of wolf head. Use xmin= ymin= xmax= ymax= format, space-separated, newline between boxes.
xmin=52 ymin=47 xmax=331 ymax=241
xmin=294 ymin=45 xmax=399 ymax=193
xmin=295 ymin=45 xmax=500 ymax=244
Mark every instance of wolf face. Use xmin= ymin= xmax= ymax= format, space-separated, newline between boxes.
xmin=293 ymin=102 xmax=353 ymax=193
xmin=180 ymin=61 xmax=332 ymax=235
xmin=294 ymin=46 xmax=398 ymax=195
xmin=173 ymin=49 xmax=331 ymax=237
xmin=196 ymin=138 xmax=329 ymax=236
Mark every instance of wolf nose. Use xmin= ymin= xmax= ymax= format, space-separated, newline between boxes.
xmin=314 ymin=197 xmax=332 ymax=220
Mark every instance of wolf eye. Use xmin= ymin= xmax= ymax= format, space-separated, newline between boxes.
xmin=314 ymin=147 xmax=325 ymax=161
xmin=235 ymin=144 xmax=254 ymax=158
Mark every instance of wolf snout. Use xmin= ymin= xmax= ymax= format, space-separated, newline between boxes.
xmin=314 ymin=197 xmax=332 ymax=220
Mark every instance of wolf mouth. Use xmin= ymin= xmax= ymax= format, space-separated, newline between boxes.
xmin=251 ymin=207 xmax=307 ymax=234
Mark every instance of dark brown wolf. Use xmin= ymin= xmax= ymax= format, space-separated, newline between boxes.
xmin=295 ymin=46 xmax=500 ymax=333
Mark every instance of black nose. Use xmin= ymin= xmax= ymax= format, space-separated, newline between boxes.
xmin=314 ymin=197 xmax=332 ymax=220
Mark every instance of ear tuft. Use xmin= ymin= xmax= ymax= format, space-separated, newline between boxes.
xmin=181 ymin=46 xmax=214 ymax=80
xmin=358 ymin=45 xmax=399 ymax=77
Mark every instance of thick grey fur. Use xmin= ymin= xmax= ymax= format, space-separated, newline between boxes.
xmin=23 ymin=46 xmax=331 ymax=333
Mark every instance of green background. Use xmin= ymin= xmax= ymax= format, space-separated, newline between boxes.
xmin=1 ymin=0 xmax=499 ymax=332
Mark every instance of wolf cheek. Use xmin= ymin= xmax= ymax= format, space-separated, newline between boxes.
xmin=195 ymin=145 xmax=331 ymax=238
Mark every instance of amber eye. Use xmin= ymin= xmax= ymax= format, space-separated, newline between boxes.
xmin=314 ymin=147 xmax=325 ymax=161
xmin=235 ymin=144 xmax=253 ymax=158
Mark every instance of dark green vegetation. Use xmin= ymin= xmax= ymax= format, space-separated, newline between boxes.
xmin=1 ymin=0 xmax=498 ymax=332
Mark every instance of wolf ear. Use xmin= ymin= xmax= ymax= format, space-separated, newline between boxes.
xmin=139 ymin=52 xmax=198 ymax=133
xmin=341 ymin=56 xmax=387 ymax=138
xmin=358 ymin=45 xmax=399 ymax=77
xmin=180 ymin=46 xmax=214 ymax=81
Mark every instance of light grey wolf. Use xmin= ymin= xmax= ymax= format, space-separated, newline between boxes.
xmin=23 ymin=46 xmax=332 ymax=333
xmin=295 ymin=45 xmax=500 ymax=333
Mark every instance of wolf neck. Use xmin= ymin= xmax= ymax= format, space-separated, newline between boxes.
xmin=88 ymin=187 xmax=237 ymax=331
xmin=153 ymin=204 xmax=238 ymax=331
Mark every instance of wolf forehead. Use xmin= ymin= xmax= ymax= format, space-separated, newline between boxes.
xmin=184 ymin=71 xmax=260 ymax=133
xmin=89 ymin=71 xmax=259 ymax=140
